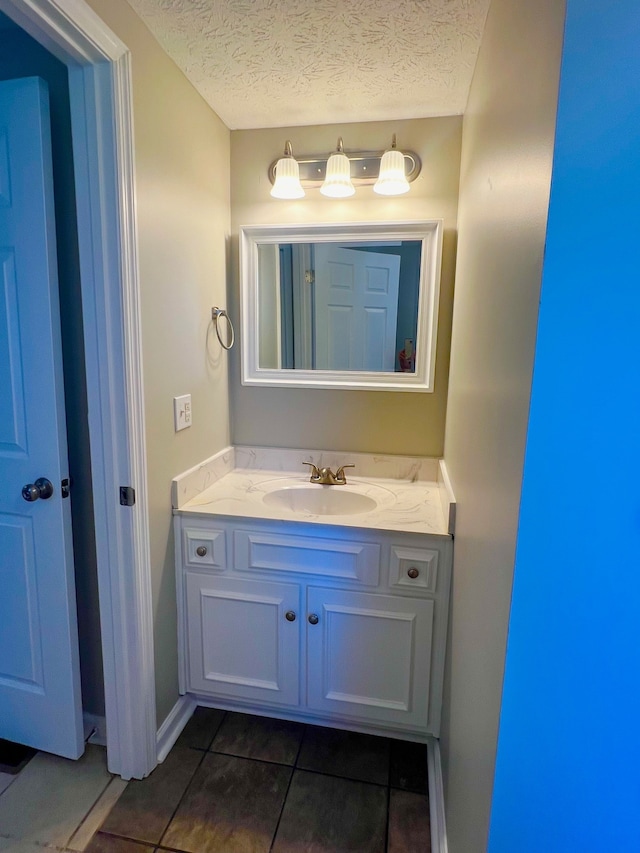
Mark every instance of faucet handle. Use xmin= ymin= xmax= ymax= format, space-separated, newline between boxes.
xmin=335 ymin=464 xmax=355 ymax=484
xmin=303 ymin=461 xmax=321 ymax=482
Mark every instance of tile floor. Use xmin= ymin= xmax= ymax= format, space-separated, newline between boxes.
xmin=89 ymin=709 xmax=431 ymax=853
xmin=0 ymin=742 xmax=125 ymax=852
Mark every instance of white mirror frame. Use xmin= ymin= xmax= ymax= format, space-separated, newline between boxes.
xmin=240 ymin=220 xmax=443 ymax=392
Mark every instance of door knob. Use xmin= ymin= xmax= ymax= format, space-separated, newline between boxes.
xmin=308 ymin=613 xmax=319 ymax=625
xmin=285 ymin=611 xmax=296 ymax=622
xmin=22 ymin=477 xmax=54 ymax=502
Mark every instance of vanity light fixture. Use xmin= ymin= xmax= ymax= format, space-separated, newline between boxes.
xmin=270 ymin=140 xmax=305 ymax=199
xmin=320 ymin=137 xmax=355 ymax=198
xmin=268 ymin=136 xmax=421 ymax=199
xmin=374 ymin=134 xmax=410 ymax=196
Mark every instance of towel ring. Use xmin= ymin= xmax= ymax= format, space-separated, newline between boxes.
xmin=211 ymin=307 xmax=234 ymax=351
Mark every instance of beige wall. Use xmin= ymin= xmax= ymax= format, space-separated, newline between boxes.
xmin=85 ymin=0 xmax=231 ymax=724
xmin=440 ymin=1 xmax=565 ymax=850
xmin=229 ymin=118 xmax=461 ymax=455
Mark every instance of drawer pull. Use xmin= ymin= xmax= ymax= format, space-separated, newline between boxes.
xmin=196 ymin=545 xmax=208 ymax=557
xmin=407 ymin=567 xmax=420 ymax=579
xmin=308 ymin=613 xmax=319 ymax=625
xmin=285 ymin=610 xmax=296 ymax=622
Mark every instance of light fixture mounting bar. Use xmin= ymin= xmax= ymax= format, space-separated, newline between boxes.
xmin=268 ymin=149 xmax=421 ymax=188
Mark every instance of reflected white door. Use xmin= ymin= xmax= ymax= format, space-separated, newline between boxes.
xmin=314 ymin=245 xmax=400 ymax=370
xmin=0 ymin=78 xmax=84 ymax=759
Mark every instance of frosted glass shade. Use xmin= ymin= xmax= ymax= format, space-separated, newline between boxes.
xmin=271 ymin=156 xmax=305 ymax=199
xmin=321 ymin=152 xmax=355 ymax=198
xmin=374 ymin=148 xmax=410 ymax=195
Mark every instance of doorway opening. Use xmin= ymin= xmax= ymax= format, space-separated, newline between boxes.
xmin=0 ymin=0 xmax=156 ymax=779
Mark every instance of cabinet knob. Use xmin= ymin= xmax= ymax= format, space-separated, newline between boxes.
xmin=195 ymin=545 xmax=208 ymax=557
xmin=285 ymin=611 xmax=296 ymax=622
xmin=308 ymin=613 xmax=319 ymax=625
xmin=407 ymin=566 xmax=420 ymax=579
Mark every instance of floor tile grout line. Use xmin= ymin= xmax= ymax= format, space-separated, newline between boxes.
xmin=203 ymin=710 xmax=227 ymax=752
xmin=295 ymin=763 xmax=391 ymax=789
xmin=94 ymin=832 xmax=195 ymax=853
xmin=194 ymin=746 xmax=404 ymax=791
xmin=199 ymin=742 xmax=427 ymax=794
xmin=384 ymin=783 xmax=391 ymax=853
xmin=94 ymin=829 xmax=159 ymax=853
xmin=145 ymin=711 xmax=227 ymax=853
xmin=65 ymin=773 xmax=117 ymax=849
xmin=155 ymin=739 xmax=211 ymax=850
xmin=267 ymin=764 xmax=295 ymax=853
xmin=268 ymin=723 xmax=309 ymax=852
xmin=205 ymin=746 xmax=301 ymax=769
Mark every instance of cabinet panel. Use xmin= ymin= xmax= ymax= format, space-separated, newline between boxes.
xmin=234 ymin=529 xmax=380 ymax=584
xmin=307 ymin=587 xmax=433 ymax=728
xmin=186 ymin=574 xmax=299 ymax=707
xmin=183 ymin=526 xmax=226 ymax=570
xmin=389 ymin=546 xmax=438 ymax=593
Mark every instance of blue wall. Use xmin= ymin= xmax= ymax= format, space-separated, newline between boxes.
xmin=489 ymin=2 xmax=640 ymax=849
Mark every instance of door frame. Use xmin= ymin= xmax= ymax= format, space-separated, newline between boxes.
xmin=0 ymin=0 xmax=157 ymax=778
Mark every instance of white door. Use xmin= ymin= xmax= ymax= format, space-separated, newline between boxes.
xmin=314 ymin=245 xmax=400 ymax=371
xmin=306 ymin=587 xmax=434 ymax=729
xmin=0 ymin=77 xmax=84 ymax=759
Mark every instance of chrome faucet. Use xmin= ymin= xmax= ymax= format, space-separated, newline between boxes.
xmin=303 ymin=462 xmax=355 ymax=485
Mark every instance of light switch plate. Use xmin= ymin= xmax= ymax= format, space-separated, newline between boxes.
xmin=174 ymin=394 xmax=192 ymax=431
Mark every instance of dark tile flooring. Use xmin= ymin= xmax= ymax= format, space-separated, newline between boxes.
xmin=88 ymin=708 xmax=431 ymax=853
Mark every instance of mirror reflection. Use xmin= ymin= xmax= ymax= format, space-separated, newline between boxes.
xmin=257 ymin=240 xmax=422 ymax=374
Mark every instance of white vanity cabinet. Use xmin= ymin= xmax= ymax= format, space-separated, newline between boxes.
xmin=175 ymin=515 xmax=452 ymax=740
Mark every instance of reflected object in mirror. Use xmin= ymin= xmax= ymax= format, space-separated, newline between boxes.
xmin=240 ymin=221 xmax=443 ymax=392
xmin=259 ymin=241 xmax=420 ymax=373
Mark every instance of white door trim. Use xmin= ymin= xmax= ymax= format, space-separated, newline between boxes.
xmin=0 ymin=0 xmax=157 ymax=778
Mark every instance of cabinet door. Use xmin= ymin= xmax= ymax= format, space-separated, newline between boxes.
xmin=186 ymin=574 xmax=300 ymax=707
xmin=306 ymin=587 xmax=434 ymax=729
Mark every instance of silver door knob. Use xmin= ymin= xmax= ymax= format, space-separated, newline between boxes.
xmin=22 ymin=478 xmax=54 ymax=502
xmin=308 ymin=613 xmax=319 ymax=625
xmin=195 ymin=545 xmax=208 ymax=557
xmin=285 ymin=611 xmax=296 ymax=622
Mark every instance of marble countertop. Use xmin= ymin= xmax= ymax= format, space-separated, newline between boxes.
xmin=176 ymin=468 xmax=450 ymax=537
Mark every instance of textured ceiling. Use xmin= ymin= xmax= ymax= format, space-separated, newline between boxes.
xmin=125 ymin=0 xmax=491 ymax=129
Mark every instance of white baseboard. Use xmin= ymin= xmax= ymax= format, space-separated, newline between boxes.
xmin=427 ymin=736 xmax=448 ymax=853
xmin=83 ymin=713 xmax=107 ymax=746
xmin=156 ymin=695 xmax=196 ymax=763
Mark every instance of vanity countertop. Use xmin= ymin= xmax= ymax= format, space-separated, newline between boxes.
xmin=175 ymin=468 xmax=450 ymax=537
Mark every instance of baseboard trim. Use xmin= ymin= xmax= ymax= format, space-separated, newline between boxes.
xmin=191 ymin=693 xmax=430 ymax=743
xmin=156 ymin=695 xmax=196 ymax=763
xmin=427 ymin=736 xmax=448 ymax=853
xmin=83 ymin=713 xmax=107 ymax=746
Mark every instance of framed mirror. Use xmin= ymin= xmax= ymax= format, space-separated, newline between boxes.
xmin=239 ymin=221 xmax=443 ymax=391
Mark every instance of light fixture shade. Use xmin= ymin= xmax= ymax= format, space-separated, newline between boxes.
xmin=374 ymin=148 xmax=410 ymax=196
xmin=271 ymin=152 xmax=305 ymax=199
xmin=321 ymin=152 xmax=355 ymax=198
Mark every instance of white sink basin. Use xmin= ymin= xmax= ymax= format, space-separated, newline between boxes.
xmin=262 ymin=485 xmax=377 ymax=516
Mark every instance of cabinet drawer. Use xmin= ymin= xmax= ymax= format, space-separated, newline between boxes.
xmin=389 ymin=546 xmax=438 ymax=593
xmin=234 ymin=530 xmax=380 ymax=585
xmin=183 ymin=526 xmax=226 ymax=570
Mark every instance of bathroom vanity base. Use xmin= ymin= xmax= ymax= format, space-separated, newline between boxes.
xmin=175 ymin=513 xmax=452 ymax=740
